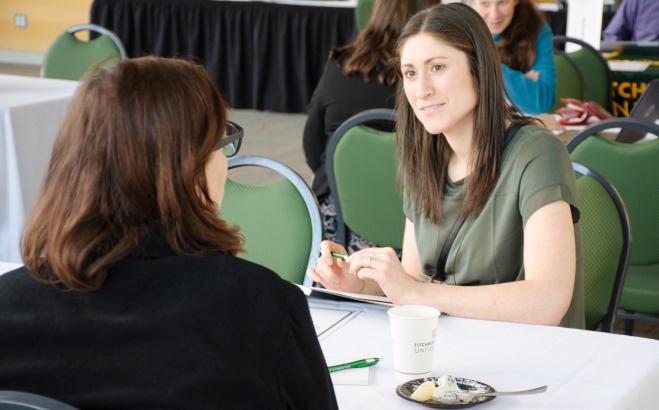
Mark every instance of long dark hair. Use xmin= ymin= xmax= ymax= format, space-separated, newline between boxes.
xmin=393 ymin=3 xmax=534 ymax=226
xmin=497 ymin=0 xmax=545 ymax=73
xmin=21 ymin=56 xmax=243 ymax=292
xmin=330 ymin=0 xmax=440 ymax=86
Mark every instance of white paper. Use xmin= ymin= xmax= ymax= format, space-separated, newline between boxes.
xmin=309 ymin=305 xmax=360 ymax=340
xmin=607 ymin=61 xmax=652 ymax=72
xmin=326 ymin=357 xmax=370 ymax=385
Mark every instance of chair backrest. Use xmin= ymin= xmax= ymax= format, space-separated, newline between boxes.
xmin=221 ymin=155 xmax=321 ymax=287
xmin=567 ymin=118 xmax=659 ymax=318
xmin=0 ymin=391 xmax=80 ymax=410
xmin=552 ymin=52 xmax=585 ymax=112
xmin=553 ymin=35 xmax=613 ymax=112
xmin=572 ymin=161 xmax=631 ymax=332
xmin=326 ymin=108 xmax=405 ymax=249
xmin=42 ymin=24 xmax=127 ymax=81
xmin=355 ymin=0 xmax=375 ymax=32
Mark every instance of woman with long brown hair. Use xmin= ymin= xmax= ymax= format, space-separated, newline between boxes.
xmin=469 ymin=0 xmax=556 ymax=115
xmin=0 ymin=56 xmax=337 ymax=409
xmin=309 ymin=3 xmax=584 ymax=329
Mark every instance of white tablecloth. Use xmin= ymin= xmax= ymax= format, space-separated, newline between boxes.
xmin=0 ymin=74 xmax=78 ymax=263
xmin=314 ymin=298 xmax=659 ymax=409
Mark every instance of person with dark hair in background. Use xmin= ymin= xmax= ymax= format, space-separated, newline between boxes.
xmin=469 ymin=0 xmax=556 ymax=115
xmin=0 ymin=56 xmax=337 ymax=409
xmin=303 ymin=0 xmax=440 ymax=254
xmin=309 ymin=3 xmax=584 ymax=329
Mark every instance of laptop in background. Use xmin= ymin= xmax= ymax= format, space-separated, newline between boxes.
xmin=616 ymin=79 xmax=659 ymax=143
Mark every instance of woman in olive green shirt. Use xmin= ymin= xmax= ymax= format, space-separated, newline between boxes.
xmin=308 ymin=3 xmax=584 ymax=329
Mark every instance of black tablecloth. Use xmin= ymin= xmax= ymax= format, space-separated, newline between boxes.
xmin=90 ymin=1 xmax=612 ymax=113
xmin=91 ymin=0 xmax=356 ymax=113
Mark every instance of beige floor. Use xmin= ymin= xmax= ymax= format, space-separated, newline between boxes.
xmin=2 ymin=62 xmax=658 ymax=340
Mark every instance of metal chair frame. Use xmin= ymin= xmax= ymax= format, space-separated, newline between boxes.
xmin=227 ymin=155 xmax=322 ymax=287
xmin=572 ymin=161 xmax=631 ymax=332
xmin=568 ymin=118 xmax=659 ymax=335
xmin=566 ymin=117 xmax=659 ymax=151
xmin=0 ymin=391 xmax=80 ymax=410
xmin=66 ymin=24 xmax=127 ymax=60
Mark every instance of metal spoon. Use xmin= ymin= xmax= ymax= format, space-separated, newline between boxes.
xmin=434 ymin=385 xmax=548 ymax=404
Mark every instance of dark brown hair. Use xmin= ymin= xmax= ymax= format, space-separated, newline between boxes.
xmin=21 ymin=56 xmax=243 ymax=292
xmin=497 ymin=0 xmax=545 ymax=73
xmin=393 ymin=3 xmax=535 ymax=225
xmin=330 ymin=0 xmax=441 ymax=86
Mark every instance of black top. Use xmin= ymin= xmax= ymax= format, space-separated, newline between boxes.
xmin=303 ymin=57 xmax=397 ymax=199
xmin=0 ymin=229 xmax=337 ymax=409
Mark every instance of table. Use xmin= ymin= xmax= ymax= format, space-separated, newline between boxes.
xmin=90 ymin=0 xmax=356 ymax=113
xmin=313 ymin=298 xmax=659 ymax=409
xmin=0 ymin=75 xmax=78 ymax=263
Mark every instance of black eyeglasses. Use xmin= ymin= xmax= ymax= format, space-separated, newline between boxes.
xmin=214 ymin=121 xmax=244 ymax=157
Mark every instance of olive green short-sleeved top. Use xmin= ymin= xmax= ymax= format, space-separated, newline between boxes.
xmin=403 ymin=124 xmax=585 ymax=329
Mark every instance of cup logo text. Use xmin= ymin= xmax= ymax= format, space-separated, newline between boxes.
xmin=414 ymin=341 xmax=435 ymax=354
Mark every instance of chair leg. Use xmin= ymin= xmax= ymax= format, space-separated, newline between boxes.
xmin=624 ymin=319 xmax=634 ymax=335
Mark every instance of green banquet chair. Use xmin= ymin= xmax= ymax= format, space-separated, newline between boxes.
xmin=42 ymin=24 xmax=127 ymax=81
xmin=572 ymin=162 xmax=631 ymax=332
xmin=354 ymin=0 xmax=375 ymax=32
xmin=553 ymin=35 xmax=613 ymax=112
xmin=326 ymin=108 xmax=405 ymax=250
xmin=552 ymin=50 xmax=586 ymax=113
xmin=221 ymin=155 xmax=322 ymax=287
xmin=567 ymin=118 xmax=659 ymax=334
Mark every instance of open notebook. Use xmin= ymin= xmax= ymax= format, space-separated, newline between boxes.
xmin=297 ymin=284 xmax=394 ymax=307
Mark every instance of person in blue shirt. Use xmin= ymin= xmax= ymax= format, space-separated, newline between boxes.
xmin=470 ymin=0 xmax=556 ymax=115
xmin=603 ymin=0 xmax=659 ymax=42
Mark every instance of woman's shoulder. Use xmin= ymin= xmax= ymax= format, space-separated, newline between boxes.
xmin=0 ymin=267 xmax=37 ymax=292
xmin=506 ymin=123 xmax=568 ymax=159
xmin=516 ymin=123 xmax=563 ymax=144
xmin=136 ymin=253 xmax=298 ymax=291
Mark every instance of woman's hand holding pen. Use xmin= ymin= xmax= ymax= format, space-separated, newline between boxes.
xmin=309 ymin=241 xmax=423 ymax=303
xmin=307 ymin=240 xmax=365 ymax=293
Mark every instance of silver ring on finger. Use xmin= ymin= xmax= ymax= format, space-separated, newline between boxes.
xmin=367 ymin=255 xmax=372 ymax=269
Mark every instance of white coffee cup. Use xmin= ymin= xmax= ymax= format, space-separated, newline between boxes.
xmin=388 ymin=305 xmax=440 ymax=382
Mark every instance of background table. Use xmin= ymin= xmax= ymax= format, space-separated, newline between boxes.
xmin=313 ymin=298 xmax=659 ymax=409
xmin=0 ymin=75 xmax=78 ymax=263
xmin=90 ymin=0 xmax=356 ymax=113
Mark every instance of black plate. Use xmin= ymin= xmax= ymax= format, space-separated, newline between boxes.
xmin=396 ymin=376 xmax=496 ymax=408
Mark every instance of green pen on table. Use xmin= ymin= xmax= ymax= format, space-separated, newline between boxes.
xmin=328 ymin=357 xmax=382 ymax=373
xmin=331 ymin=252 xmax=349 ymax=261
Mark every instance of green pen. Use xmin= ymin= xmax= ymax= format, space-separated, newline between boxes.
xmin=331 ymin=252 xmax=349 ymax=261
xmin=328 ymin=357 xmax=381 ymax=373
